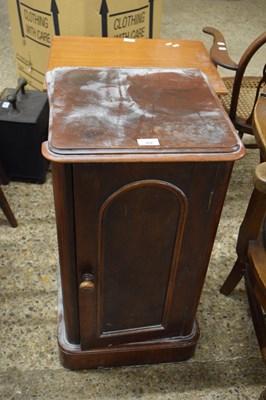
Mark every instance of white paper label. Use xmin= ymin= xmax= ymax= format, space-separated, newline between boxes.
xmin=137 ymin=138 xmax=160 ymax=146
xmin=2 ymin=102 xmax=10 ymax=109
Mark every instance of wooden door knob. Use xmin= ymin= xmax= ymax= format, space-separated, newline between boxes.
xmin=80 ymin=273 xmax=95 ymax=290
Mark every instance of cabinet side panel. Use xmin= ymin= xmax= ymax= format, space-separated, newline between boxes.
xmin=52 ymin=163 xmax=80 ymax=344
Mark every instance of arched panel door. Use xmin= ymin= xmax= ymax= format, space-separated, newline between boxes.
xmin=78 ymin=179 xmax=188 ymax=349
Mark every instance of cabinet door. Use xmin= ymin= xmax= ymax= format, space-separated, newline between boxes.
xmin=73 ymin=162 xmax=230 ymax=349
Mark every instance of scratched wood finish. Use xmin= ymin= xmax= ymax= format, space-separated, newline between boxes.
xmin=43 ymin=67 xmax=244 ymax=164
xmin=46 ymin=36 xmax=227 ymax=95
xmin=48 ymin=68 xmax=235 ymax=154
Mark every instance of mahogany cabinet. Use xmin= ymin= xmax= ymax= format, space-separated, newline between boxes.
xmin=43 ymin=67 xmax=244 ymax=369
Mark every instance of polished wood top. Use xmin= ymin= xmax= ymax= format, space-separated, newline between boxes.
xmin=46 ymin=36 xmax=227 ymax=95
xmin=43 ymin=66 xmax=244 ymax=163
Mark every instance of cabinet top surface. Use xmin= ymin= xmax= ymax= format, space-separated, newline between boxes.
xmin=44 ymin=67 xmax=244 ymax=162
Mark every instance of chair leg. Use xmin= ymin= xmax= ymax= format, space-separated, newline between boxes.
xmin=245 ymin=276 xmax=266 ymax=362
xmin=0 ymin=187 xmax=18 ymax=227
xmin=220 ymin=257 xmax=245 ymax=295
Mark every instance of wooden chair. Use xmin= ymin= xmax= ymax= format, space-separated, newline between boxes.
xmin=220 ymin=88 xmax=266 ymax=399
xmin=0 ymin=163 xmax=17 ymax=227
xmin=203 ymin=27 xmax=266 ymax=145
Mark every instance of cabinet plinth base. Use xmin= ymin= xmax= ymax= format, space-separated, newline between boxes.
xmin=58 ymin=315 xmax=200 ymax=370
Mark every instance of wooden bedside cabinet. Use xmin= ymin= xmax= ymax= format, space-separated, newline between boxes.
xmin=42 ymin=66 xmax=244 ymax=369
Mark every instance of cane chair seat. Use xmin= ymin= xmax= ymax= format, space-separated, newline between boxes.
xmin=222 ymin=76 xmax=262 ymax=122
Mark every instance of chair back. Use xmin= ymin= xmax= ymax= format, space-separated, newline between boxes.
xmin=203 ymin=27 xmax=266 ymax=136
xmin=219 ymin=87 xmax=266 ymax=296
xmin=254 ymin=90 xmax=266 ymax=161
xmin=231 ymin=33 xmax=266 ymax=125
xmin=220 ymin=87 xmax=266 ymax=399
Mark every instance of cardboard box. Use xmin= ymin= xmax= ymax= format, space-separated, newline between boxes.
xmin=8 ymin=0 xmax=162 ymax=90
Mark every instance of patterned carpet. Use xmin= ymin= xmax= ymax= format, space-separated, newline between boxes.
xmin=1 ymin=138 xmax=265 ymax=399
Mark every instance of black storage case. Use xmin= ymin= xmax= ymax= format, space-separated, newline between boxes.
xmin=0 ymin=78 xmax=49 ymax=183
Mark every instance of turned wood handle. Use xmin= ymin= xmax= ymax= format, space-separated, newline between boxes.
xmin=79 ymin=273 xmax=95 ymax=290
